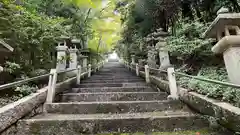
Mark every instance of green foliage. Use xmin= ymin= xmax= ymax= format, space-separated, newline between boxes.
xmin=116 ymin=0 xmax=240 ymax=108
xmin=178 ymin=67 xmax=240 ymax=107
xmin=4 ymin=61 xmax=21 ymax=74
xmin=0 ymin=2 xmax=68 ymax=72
xmin=15 ymin=85 xmax=38 ymax=97
xmin=166 ymin=21 xmax=214 ymax=59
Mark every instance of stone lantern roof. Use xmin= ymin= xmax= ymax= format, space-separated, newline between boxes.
xmin=59 ymin=35 xmax=71 ymax=41
xmin=203 ymin=8 xmax=240 ymax=38
xmin=71 ymin=39 xmax=81 ymax=44
xmin=0 ymin=39 xmax=14 ymax=52
xmin=144 ymin=28 xmax=169 ymax=43
xmin=71 ymin=39 xmax=82 ymax=49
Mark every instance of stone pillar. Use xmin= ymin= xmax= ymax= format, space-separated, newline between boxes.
xmin=69 ymin=47 xmax=78 ymax=69
xmin=222 ymin=47 xmax=240 ymax=84
xmin=159 ymin=48 xmax=171 ymax=69
xmin=56 ymin=44 xmax=68 ymax=71
xmin=131 ymin=55 xmax=135 ymax=64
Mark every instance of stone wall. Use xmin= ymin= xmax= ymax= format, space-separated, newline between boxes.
xmin=0 ymin=76 xmax=77 ymax=134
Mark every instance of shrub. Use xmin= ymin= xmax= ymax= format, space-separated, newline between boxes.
xmin=177 ymin=67 xmax=240 ymax=107
xmin=15 ymin=85 xmax=38 ymax=97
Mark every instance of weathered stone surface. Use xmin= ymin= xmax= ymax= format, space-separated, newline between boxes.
xmin=78 ymin=83 xmax=149 ymax=88
xmin=150 ymin=76 xmax=170 ymax=94
xmin=0 ymin=76 xmax=77 ymax=133
xmin=61 ymin=92 xmax=167 ymax=102
xmin=71 ymin=87 xmax=154 ymax=93
xmin=81 ymin=79 xmax=144 ymax=83
xmin=148 ymin=75 xmax=240 ymax=132
xmin=1 ymin=124 xmax=17 ymax=135
xmin=17 ymin=112 xmax=208 ymax=134
xmin=44 ymin=100 xmax=184 ymax=114
xmin=180 ymin=88 xmax=240 ymax=132
xmin=0 ymin=88 xmax=47 ymax=133
xmin=223 ymin=46 xmax=240 ymax=84
xmin=89 ymin=76 xmax=140 ymax=79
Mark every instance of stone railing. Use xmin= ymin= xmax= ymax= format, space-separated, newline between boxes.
xmin=122 ymin=60 xmax=240 ymax=133
xmin=0 ymin=61 xmax=105 ymax=134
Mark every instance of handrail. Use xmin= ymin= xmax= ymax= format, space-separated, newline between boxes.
xmin=0 ymin=61 xmax=104 ymax=92
xmin=57 ymin=68 xmax=78 ymax=74
xmin=123 ymin=61 xmax=240 ymax=89
xmin=174 ymin=72 xmax=240 ymax=89
xmin=0 ymin=73 xmax=51 ymax=91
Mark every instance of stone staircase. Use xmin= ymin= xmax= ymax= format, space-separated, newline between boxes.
xmin=17 ymin=62 xmax=226 ymax=135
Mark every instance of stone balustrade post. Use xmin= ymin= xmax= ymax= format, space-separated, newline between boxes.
xmin=167 ymin=67 xmax=179 ymax=100
xmin=77 ymin=65 xmax=81 ymax=85
xmin=145 ymin=65 xmax=150 ymax=83
xmin=136 ymin=64 xmax=139 ymax=76
xmin=131 ymin=55 xmax=135 ymax=64
xmin=46 ymin=69 xmax=58 ymax=103
xmin=88 ymin=64 xmax=92 ymax=77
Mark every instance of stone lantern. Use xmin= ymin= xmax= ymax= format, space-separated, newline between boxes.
xmin=155 ymin=28 xmax=171 ymax=70
xmin=203 ymin=7 xmax=240 ymax=84
xmin=144 ymin=28 xmax=171 ymax=69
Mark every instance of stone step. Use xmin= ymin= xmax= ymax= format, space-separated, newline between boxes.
xmin=90 ymin=76 xmax=138 ymax=78
xmin=44 ymin=100 xmax=184 ymax=114
xmin=71 ymin=87 xmax=155 ymax=93
xmin=61 ymin=92 xmax=168 ymax=102
xmin=92 ymin=72 xmax=134 ymax=74
xmin=89 ymin=76 xmax=140 ymax=79
xmin=89 ymin=77 xmax=141 ymax=80
xmin=81 ymin=79 xmax=144 ymax=83
xmin=83 ymin=78 xmax=143 ymax=81
xmin=77 ymin=83 xmax=149 ymax=88
xmin=18 ymin=112 xmax=208 ymax=134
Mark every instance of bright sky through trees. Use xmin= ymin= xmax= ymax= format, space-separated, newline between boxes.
xmin=70 ymin=0 xmax=121 ymax=53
